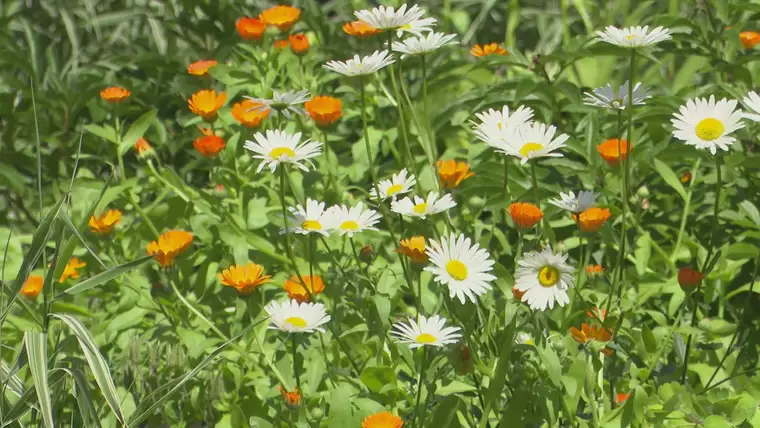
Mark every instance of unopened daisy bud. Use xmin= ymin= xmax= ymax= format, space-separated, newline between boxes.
xmin=678 ymin=267 xmax=705 ymax=292
xmin=279 ymin=385 xmax=301 ymax=409
xmin=288 ymin=34 xmax=310 ymax=56
xmin=509 ymin=202 xmax=543 ymax=229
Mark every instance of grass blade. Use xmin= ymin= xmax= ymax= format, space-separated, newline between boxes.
xmin=0 ymin=360 xmax=26 ymax=398
xmin=51 ymin=314 xmax=124 ymax=425
xmin=51 ymin=367 xmax=102 ymax=428
xmin=478 ymin=316 xmax=517 ymax=427
xmin=60 ymin=255 xmax=153 ymax=296
xmin=24 ymin=332 xmax=54 ymax=428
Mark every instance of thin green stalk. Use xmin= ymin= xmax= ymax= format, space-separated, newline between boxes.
xmin=386 ymin=31 xmax=415 ymax=170
xmin=359 ymin=75 xmax=382 ymax=202
xmin=414 ymin=347 xmax=428 ymax=428
xmin=530 ymin=161 xmax=539 ymax=203
xmin=645 ymin=303 xmax=685 ymax=381
xmin=586 ymin=352 xmax=600 ymax=428
xmin=618 ymin=50 xmax=636 ymax=299
xmin=503 ymin=157 xmax=510 ymax=199
xmin=670 ymin=158 xmax=702 ymax=263
xmin=292 ymin=334 xmax=300 ymax=389
xmin=278 ymin=168 xmax=308 ymax=290
xmin=420 ymin=54 xmax=437 ymax=160
xmin=397 ymin=59 xmax=434 ymax=193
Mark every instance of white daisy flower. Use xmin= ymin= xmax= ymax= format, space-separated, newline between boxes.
xmin=326 ymin=203 xmax=381 ymax=237
xmin=286 ymin=198 xmax=331 ymax=237
xmin=245 ymin=89 xmax=311 ymax=119
xmin=264 ymin=299 xmax=331 ymax=333
xmin=323 ymin=50 xmax=395 ymax=76
xmin=514 ymin=332 xmax=534 ymax=345
xmin=391 ymin=192 xmax=456 ymax=219
xmin=424 ymin=233 xmax=496 ymax=304
xmin=583 ymin=81 xmax=650 ymax=110
xmin=505 ymin=122 xmax=569 ymax=164
xmin=391 ymin=32 xmax=457 ymax=55
xmin=671 ymin=95 xmax=744 ymax=155
xmin=548 ymin=191 xmax=599 ymax=213
xmin=472 ymin=105 xmax=534 ymax=150
xmin=391 ymin=314 xmax=462 ymax=349
xmin=514 ymin=247 xmax=575 ymax=311
xmin=243 ymin=130 xmax=322 ymax=173
xmin=742 ymin=91 xmax=760 ymax=122
xmin=355 ymin=4 xmax=435 ymax=37
xmin=596 ymin=26 xmax=672 ymax=48
xmin=369 ymin=168 xmax=416 ymax=200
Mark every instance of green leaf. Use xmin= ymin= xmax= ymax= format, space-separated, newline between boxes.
xmin=653 ymin=158 xmax=687 ymax=201
xmin=480 ymin=316 xmax=517 ymax=425
xmin=54 ymin=367 xmax=102 ymax=428
xmin=84 ymin=124 xmax=117 ymax=144
xmin=52 ymin=314 xmax=125 ymax=425
xmin=642 ymin=325 xmax=657 ymax=354
xmin=119 ymin=110 xmax=157 ymax=156
xmin=61 ymin=255 xmax=153 ymax=296
xmin=24 ymin=332 xmax=54 ymax=428
xmin=1 ymin=360 xmax=27 ymax=398
xmin=634 ymin=233 xmax=652 ymax=276
xmin=360 ymin=366 xmax=396 ymax=394
xmin=703 ymin=415 xmax=732 ymax=428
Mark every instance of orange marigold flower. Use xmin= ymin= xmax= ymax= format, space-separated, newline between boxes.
xmin=678 ymin=267 xmax=705 ymax=292
xmin=509 ymin=202 xmax=543 ymax=229
xmin=134 ymin=137 xmax=153 ymax=156
xmin=89 ymin=209 xmax=122 ymax=234
xmin=437 ymin=159 xmax=475 ymax=188
xmin=586 ymin=307 xmax=607 ymax=321
xmin=283 ymin=275 xmax=325 ymax=302
xmin=601 ymin=347 xmax=614 ymax=357
xmin=575 ymin=207 xmax=611 ymax=233
xmin=146 ymin=230 xmax=194 ymax=268
xmin=279 ymin=385 xmax=301 ymax=409
xmin=362 ymin=411 xmax=403 ymax=428
xmin=512 ymin=286 xmax=526 ymax=301
xmin=188 ymin=90 xmax=226 ymax=119
xmin=260 ymin=5 xmax=301 ymax=31
xmin=236 ymin=17 xmax=266 ymax=40
xmin=616 ymin=392 xmax=631 ymax=404
xmin=585 ymin=265 xmax=604 ymax=276
xmin=304 ymin=96 xmax=342 ymax=128
xmin=274 ymin=39 xmax=289 ymax=49
xmin=740 ymin=31 xmax=760 ymax=49
xmin=597 ymin=138 xmax=630 ymax=166
xmin=100 ymin=86 xmax=130 ymax=103
xmin=569 ymin=323 xmax=612 ymax=344
xmin=59 ymin=257 xmax=86 ymax=283
xmin=343 ymin=21 xmax=381 ymax=37
xmin=219 ymin=262 xmax=271 ymax=294
xmin=289 ymin=34 xmax=310 ymax=55
xmin=21 ymin=275 xmax=44 ymax=299
xmin=193 ymin=134 xmax=226 ymax=158
xmin=232 ymin=100 xmax=269 ymax=127
xmin=680 ymin=171 xmax=692 ymax=184
xmin=396 ymin=236 xmax=428 ymax=263
xmin=471 ymin=43 xmax=508 ymax=57
xmin=187 ymin=60 xmax=218 ymax=76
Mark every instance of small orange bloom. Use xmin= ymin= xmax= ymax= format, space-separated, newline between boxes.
xmin=236 ymin=17 xmax=266 ymax=40
xmin=260 ymin=5 xmax=301 ymax=31
xmin=187 ymin=60 xmax=218 ymax=76
xmin=232 ymin=100 xmax=270 ymax=127
xmin=512 ymin=286 xmax=525 ymax=301
xmin=219 ymin=262 xmax=271 ymax=294
xmin=509 ymin=202 xmax=543 ymax=229
xmin=396 ymin=236 xmax=428 ymax=263
xmin=601 ymin=347 xmax=614 ymax=357
xmin=274 ymin=39 xmax=289 ymax=49
xmin=279 ymin=386 xmax=301 ymax=409
xmin=59 ymin=257 xmax=86 ymax=283
xmin=134 ymin=138 xmax=153 ymax=156
xmin=100 ymin=86 xmax=130 ymax=103
xmin=193 ymin=134 xmax=226 ymax=158
xmin=188 ymin=90 xmax=226 ymax=119
xmin=437 ymin=160 xmax=475 ymax=188
xmin=89 ymin=209 xmax=122 ymax=234
xmin=289 ymin=34 xmax=310 ymax=55
xmin=362 ymin=411 xmax=403 ymax=428
xmin=471 ymin=43 xmax=508 ymax=57
xmin=304 ymin=96 xmax=342 ymax=128
xmin=283 ymin=275 xmax=325 ymax=302
xmin=585 ymin=265 xmax=604 ymax=276
xmin=680 ymin=171 xmax=692 ymax=184
xmin=576 ymin=207 xmax=611 ymax=233
xmin=342 ymin=21 xmax=381 ymax=37
xmin=146 ymin=230 xmax=194 ymax=268
xmin=740 ymin=31 xmax=760 ymax=49
xmin=616 ymin=392 xmax=631 ymax=404
xmin=678 ymin=267 xmax=705 ymax=292
xmin=597 ymin=138 xmax=630 ymax=166
xmin=21 ymin=275 xmax=44 ymax=299
xmin=586 ymin=307 xmax=607 ymax=321
xmin=569 ymin=323 xmax=612 ymax=344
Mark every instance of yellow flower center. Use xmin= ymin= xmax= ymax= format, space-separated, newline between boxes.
xmin=285 ymin=316 xmax=307 ymax=328
xmin=519 ymin=142 xmax=544 ymax=158
xmin=270 ymin=147 xmax=297 ymax=158
xmin=538 ymin=266 xmax=560 ymax=287
xmin=695 ymin=118 xmax=725 ymax=141
xmin=301 ymin=220 xmax=321 ymax=230
xmin=525 ymin=339 xmax=534 ymax=345
xmin=415 ymin=333 xmax=437 ymax=343
xmin=386 ymin=183 xmax=404 ymax=195
xmin=413 ymin=203 xmax=428 ymax=214
xmin=446 ymin=260 xmax=468 ymax=281
xmin=400 ymin=24 xmax=412 ymax=30
xmin=340 ymin=220 xmax=360 ymax=231
xmin=626 ymin=34 xmax=636 ymax=40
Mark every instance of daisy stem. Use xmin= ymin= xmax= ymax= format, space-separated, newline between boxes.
xmin=387 ymin=32 xmax=416 ymax=175
xmin=398 ymin=59 xmax=434 ymax=193
xmin=670 ymin=158 xmax=701 ymax=264
xmin=359 ymin=75 xmax=382 ymax=202
xmin=291 ymin=334 xmax=300 ymax=390
xmin=278 ymin=168 xmax=309 ymax=292
xmin=413 ymin=347 xmax=428 ymax=428
xmin=530 ymin=161 xmax=539 ymax=204
xmin=420 ymin=54 xmax=437 ymax=160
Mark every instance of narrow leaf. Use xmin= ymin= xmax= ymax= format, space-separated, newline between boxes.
xmin=119 ymin=110 xmax=156 ymax=156
xmin=53 ymin=367 xmax=102 ymax=428
xmin=24 ymin=332 xmax=54 ymax=428
xmin=61 ymin=255 xmax=153 ymax=296
xmin=653 ymin=158 xmax=687 ymax=201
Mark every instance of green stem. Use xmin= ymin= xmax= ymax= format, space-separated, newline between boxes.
xmin=386 ymin=31 xmax=415 ymax=171
xmin=359 ymin=76 xmax=381 ymax=202
xmin=292 ymin=334 xmax=300 ymax=389
xmin=414 ymin=347 xmax=428 ymax=428
xmin=530 ymin=161 xmax=539 ymax=203
xmin=278 ymin=168 xmax=308 ymax=290
xmin=670 ymin=158 xmax=702 ymax=264
xmin=645 ymin=303 xmax=685 ymax=381
xmin=420 ymin=54 xmax=437 ymax=160
xmin=503 ymin=157 xmax=510 ymax=199
xmin=586 ymin=352 xmax=600 ymax=428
